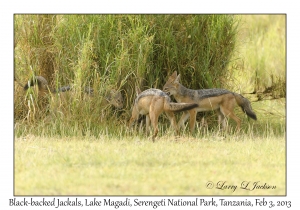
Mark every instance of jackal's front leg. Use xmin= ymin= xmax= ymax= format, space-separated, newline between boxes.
xmin=149 ymin=114 xmax=159 ymax=142
xmin=216 ymin=109 xmax=227 ymax=131
xmin=177 ymin=111 xmax=190 ymax=131
xmin=188 ymin=109 xmax=197 ymax=133
xmin=145 ymin=114 xmax=150 ymax=135
xmin=165 ymin=111 xmax=179 ymax=136
xmin=128 ymin=117 xmax=136 ymax=129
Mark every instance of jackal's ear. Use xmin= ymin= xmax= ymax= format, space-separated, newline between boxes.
xmin=171 ymin=71 xmax=177 ymax=78
xmin=174 ymin=74 xmax=181 ymax=83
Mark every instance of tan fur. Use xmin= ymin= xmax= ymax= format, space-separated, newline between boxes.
xmin=128 ymin=88 xmax=198 ymax=142
xmin=163 ymin=71 xmax=257 ymax=132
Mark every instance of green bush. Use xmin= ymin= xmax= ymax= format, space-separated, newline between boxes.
xmin=14 ymin=14 xmax=244 ymax=137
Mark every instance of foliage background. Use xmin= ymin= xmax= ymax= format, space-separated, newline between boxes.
xmin=14 ymin=14 xmax=286 ymax=137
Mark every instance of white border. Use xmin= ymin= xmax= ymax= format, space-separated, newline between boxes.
xmin=2 ymin=0 xmax=299 ymax=209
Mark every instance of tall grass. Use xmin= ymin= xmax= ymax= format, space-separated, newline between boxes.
xmin=14 ymin=14 xmax=241 ymax=137
xmin=228 ymin=15 xmax=286 ymax=99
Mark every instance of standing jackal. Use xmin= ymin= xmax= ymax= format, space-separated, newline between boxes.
xmin=163 ymin=71 xmax=257 ymax=132
xmin=128 ymin=88 xmax=198 ymax=142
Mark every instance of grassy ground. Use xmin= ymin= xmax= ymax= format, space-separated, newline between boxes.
xmin=14 ymin=99 xmax=286 ymax=196
xmin=14 ymin=133 xmax=285 ymax=196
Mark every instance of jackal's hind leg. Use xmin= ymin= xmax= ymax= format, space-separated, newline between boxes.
xmin=220 ymin=106 xmax=241 ymax=132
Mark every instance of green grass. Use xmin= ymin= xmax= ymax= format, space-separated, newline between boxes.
xmin=15 ymin=132 xmax=285 ymax=196
xmin=228 ymin=15 xmax=285 ymax=96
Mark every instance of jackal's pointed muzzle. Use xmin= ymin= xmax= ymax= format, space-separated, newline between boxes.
xmin=163 ymin=87 xmax=170 ymax=96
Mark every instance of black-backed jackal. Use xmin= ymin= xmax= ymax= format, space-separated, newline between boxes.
xmin=128 ymin=88 xmax=198 ymax=142
xmin=163 ymin=71 xmax=257 ymax=132
xmin=21 ymin=75 xmax=124 ymax=121
xmin=23 ymin=75 xmax=124 ymax=109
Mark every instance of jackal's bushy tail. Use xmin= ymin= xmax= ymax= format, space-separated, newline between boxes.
xmin=234 ymin=94 xmax=257 ymax=120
